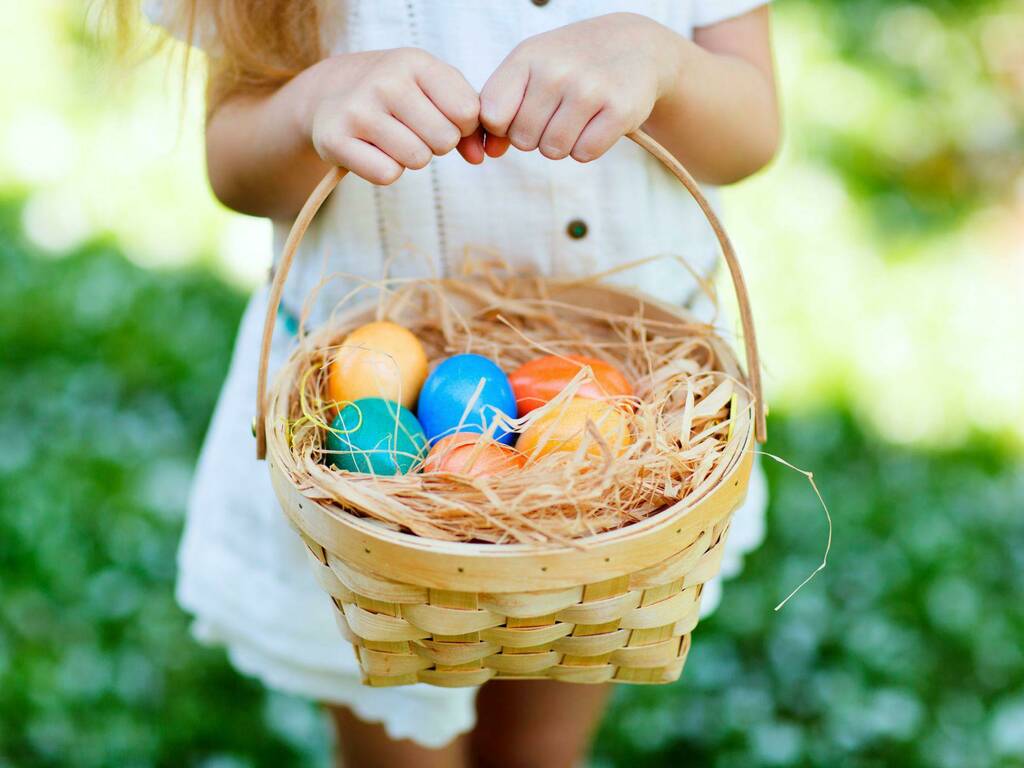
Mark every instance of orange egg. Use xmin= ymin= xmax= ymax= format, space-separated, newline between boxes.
xmin=328 ymin=321 xmax=428 ymax=410
xmin=423 ymin=433 xmax=526 ymax=477
xmin=517 ymin=397 xmax=633 ymax=459
xmin=508 ymin=355 xmax=633 ymax=416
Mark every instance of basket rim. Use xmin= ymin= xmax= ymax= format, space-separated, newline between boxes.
xmin=267 ymin=425 xmax=753 ymax=591
xmin=264 ymin=278 xmax=757 ymax=591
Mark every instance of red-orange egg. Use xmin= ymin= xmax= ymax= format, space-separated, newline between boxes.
xmin=508 ymin=355 xmax=633 ymax=417
xmin=423 ymin=433 xmax=526 ymax=478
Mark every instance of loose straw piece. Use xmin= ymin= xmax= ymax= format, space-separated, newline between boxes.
xmin=755 ymin=450 xmax=833 ymax=611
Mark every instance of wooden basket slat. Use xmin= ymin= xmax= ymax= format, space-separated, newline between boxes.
xmin=417 ymin=668 xmax=497 ymax=687
xmin=365 ymin=672 xmax=422 ymax=687
xmin=342 ymin=603 xmax=430 ymax=642
xmin=359 ymin=648 xmax=433 ymax=677
xmin=618 ymin=588 xmax=700 ymax=630
xmin=332 ymin=606 xmax=359 ymax=645
xmin=671 ymin=607 xmax=702 ymax=637
xmin=553 ymin=591 xmax=641 ymax=625
xmin=609 ymin=638 xmax=683 ymax=668
xmin=305 ymin=551 xmax=357 ymax=601
xmin=326 ymin=555 xmax=429 ymax=604
xmin=481 ymin=623 xmax=574 ymax=648
xmin=682 ymin=532 xmax=730 ymax=588
xmin=413 ymin=640 xmax=500 ymax=666
xmin=627 ymin=529 xmax=714 ymax=589
xmin=478 ymin=587 xmax=584 ymax=617
xmin=548 ymin=665 xmax=617 ymax=684
xmin=552 ymin=630 xmax=629 ymax=656
xmin=485 ymin=651 xmax=560 ymax=675
xmin=400 ymin=604 xmax=504 ymax=635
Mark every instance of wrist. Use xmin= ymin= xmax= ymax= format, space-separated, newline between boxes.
xmin=649 ymin=20 xmax=690 ymax=102
xmin=601 ymin=13 xmax=687 ymax=101
xmin=294 ymin=56 xmax=341 ymax=140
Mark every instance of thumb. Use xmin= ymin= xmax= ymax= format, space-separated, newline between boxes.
xmin=484 ymin=133 xmax=512 ymax=158
xmin=456 ymin=127 xmax=486 ymax=164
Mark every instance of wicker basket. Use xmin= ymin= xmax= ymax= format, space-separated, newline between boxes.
xmin=254 ymin=130 xmax=766 ymax=688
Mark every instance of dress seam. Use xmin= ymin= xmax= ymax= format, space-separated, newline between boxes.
xmin=404 ymin=0 xmax=450 ymax=276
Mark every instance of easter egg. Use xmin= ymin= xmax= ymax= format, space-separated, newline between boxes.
xmin=328 ymin=321 xmax=428 ymax=411
xmin=423 ymin=433 xmax=526 ymax=478
xmin=417 ymin=354 xmax=517 ymax=445
xmin=517 ymin=397 xmax=633 ymax=459
xmin=509 ymin=355 xmax=633 ymax=417
xmin=325 ymin=397 xmax=428 ymax=475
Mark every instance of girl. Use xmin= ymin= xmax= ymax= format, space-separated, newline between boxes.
xmin=132 ymin=1 xmax=778 ymax=765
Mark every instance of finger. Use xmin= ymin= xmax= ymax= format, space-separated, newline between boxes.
xmin=390 ymin=89 xmax=463 ymax=156
xmin=506 ymin=77 xmax=562 ymax=152
xmin=571 ymin=106 xmax=630 ymax=163
xmin=479 ymin=59 xmax=530 ymax=137
xmin=484 ymin=133 xmax=511 ymax=158
xmin=457 ymin=128 xmax=485 ymax=165
xmin=360 ymin=116 xmax=433 ymax=170
xmin=416 ymin=62 xmax=480 ymax=137
xmin=539 ymin=95 xmax=603 ymax=160
xmin=327 ymin=138 xmax=404 ymax=185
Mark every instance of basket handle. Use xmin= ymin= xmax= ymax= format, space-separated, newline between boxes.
xmin=255 ymin=129 xmax=767 ymax=459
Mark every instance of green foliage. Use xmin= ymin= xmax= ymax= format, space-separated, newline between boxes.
xmin=0 ymin=200 xmax=330 ymax=768
xmin=1 ymin=200 xmax=1022 ymax=766
xmin=779 ymin=0 xmax=1024 ymax=246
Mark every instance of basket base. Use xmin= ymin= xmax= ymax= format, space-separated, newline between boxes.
xmin=301 ymin=521 xmax=727 ymax=687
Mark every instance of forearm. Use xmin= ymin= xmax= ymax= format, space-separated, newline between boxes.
xmin=645 ymin=28 xmax=780 ymax=184
xmin=205 ymin=61 xmax=331 ymax=221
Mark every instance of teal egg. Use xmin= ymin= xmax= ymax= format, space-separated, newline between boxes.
xmin=326 ymin=398 xmax=428 ymax=475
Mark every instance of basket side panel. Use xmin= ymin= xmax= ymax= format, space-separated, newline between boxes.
xmin=316 ymin=513 xmax=734 ymax=687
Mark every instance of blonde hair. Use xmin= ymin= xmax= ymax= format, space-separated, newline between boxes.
xmin=106 ymin=0 xmax=326 ymax=112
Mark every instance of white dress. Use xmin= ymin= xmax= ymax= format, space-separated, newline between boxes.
xmin=148 ymin=0 xmax=769 ymax=748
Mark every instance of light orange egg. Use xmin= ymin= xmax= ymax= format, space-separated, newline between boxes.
xmin=328 ymin=321 xmax=428 ymax=410
xmin=517 ymin=397 xmax=633 ymax=459
xmin=423 ymin=433 xmax=526 ymax=478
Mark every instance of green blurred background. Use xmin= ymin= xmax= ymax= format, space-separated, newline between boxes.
xmin=2 ymin=1 xmax=1023 ymax=766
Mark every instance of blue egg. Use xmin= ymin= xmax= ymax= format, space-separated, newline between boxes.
xmin=417 ymin=354 xmax=517 ymax=445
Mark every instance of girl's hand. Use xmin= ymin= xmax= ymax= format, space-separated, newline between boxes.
xmin=479 ymin=14 xmax=681 ymax=162
xmin=306 ymin=48 xmax=483 ymax=185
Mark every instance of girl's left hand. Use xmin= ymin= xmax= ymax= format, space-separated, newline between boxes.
xmin=479 ymin=13 xmax=681 ymax=162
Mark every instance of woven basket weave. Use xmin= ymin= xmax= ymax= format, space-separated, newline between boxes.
xmin=254 ymin=131 xmax=766 ymax=688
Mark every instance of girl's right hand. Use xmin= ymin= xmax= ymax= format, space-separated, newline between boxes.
xmin=305 ymin=48 xmax=483 ymax=185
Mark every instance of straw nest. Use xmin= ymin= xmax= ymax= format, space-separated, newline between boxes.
xmin=270 ymin=266 xmax=752 ymax=547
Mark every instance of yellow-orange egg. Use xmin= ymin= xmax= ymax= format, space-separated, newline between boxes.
xmin=423 ymin=433 xmax=526 ymax=477
xmin=517 ymin=397 xmax=633 ymax=459
xmin=328 ymin=322 xmax=428 ymax=410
